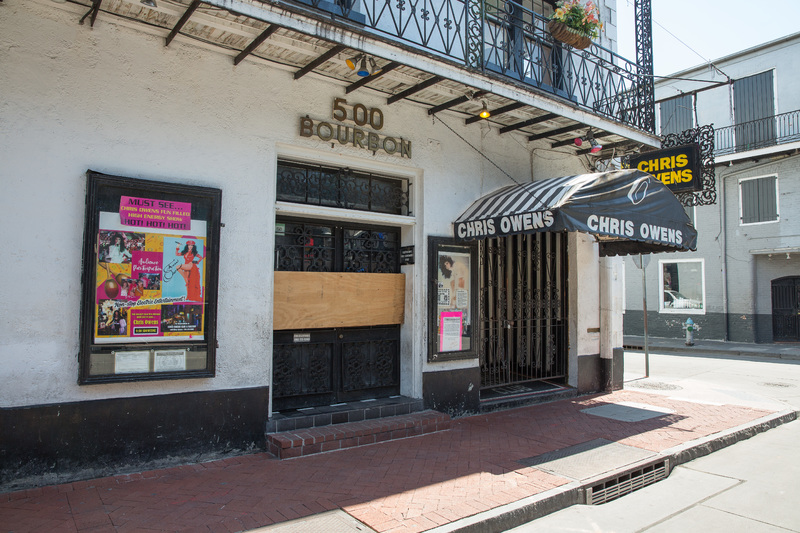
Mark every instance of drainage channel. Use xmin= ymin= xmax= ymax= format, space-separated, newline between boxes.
xmin=585 ymin=459 xmax=670 ymax=505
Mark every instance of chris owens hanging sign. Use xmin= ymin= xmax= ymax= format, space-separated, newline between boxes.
xmin=629 ymin=144 xmax=702 ymax=193
xmin=299 ymin=98 xmax=412 ymax=158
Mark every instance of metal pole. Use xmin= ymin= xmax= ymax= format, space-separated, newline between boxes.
xmin=641 ymin=255 xmax=650 ymax=377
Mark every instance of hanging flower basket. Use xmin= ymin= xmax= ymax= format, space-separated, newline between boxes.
xmin=547 ymin=20 xmax=593 ymax=49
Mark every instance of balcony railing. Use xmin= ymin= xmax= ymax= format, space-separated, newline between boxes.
xmin=715 ymin=109 xmax=800 ymax=156
xmin=288 ymin=0 xmax=654 ymax=132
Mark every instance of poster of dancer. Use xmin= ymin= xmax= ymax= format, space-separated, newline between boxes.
xmin=162 ymin=237 xmax=205 ymax=303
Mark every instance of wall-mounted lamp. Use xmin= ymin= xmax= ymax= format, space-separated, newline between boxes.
xmin=345 ymin=54 xmax=361 ymax=70
xmin=345 ymin=54 xmax=380 ymax=77
xmin=574 ymin=129 xmax=602 ymax=153
xmin=141 ymin=0 xmax=157 ymax=6
xmin=479 ymin=100 xmax=491 ymax=119
xmin=369 ymin=57 xmax=382 ymax=76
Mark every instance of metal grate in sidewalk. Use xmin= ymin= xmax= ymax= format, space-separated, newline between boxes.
xmin=586 ymin=459 xmax=670 ymax=505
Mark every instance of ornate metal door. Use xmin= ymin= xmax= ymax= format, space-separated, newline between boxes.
xmin=478 ymin=233 xmax=568 ymax=389
xmin=772 ymin=276 xmax=800 ymax=342
xmin=272 ymin=217 xmax=401 ymax=410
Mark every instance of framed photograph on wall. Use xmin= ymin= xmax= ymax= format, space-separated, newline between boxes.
xmin=428 ymin=236 xmax=477 ymax=362
xmin=78 ymin=170 xmax=222 ymax=384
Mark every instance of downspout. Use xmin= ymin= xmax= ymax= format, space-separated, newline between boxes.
xmin=719 ymin=170 xmax=729 ymax=341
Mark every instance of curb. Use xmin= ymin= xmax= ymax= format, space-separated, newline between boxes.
xmin=622 ymin=340 xmax=800 ymax=361
xmin=426 ymin=409 xmax=798 ymax=533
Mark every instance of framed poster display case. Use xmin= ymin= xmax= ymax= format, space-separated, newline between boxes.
xmin=79 ymin=170 xmax=222 ymax=384
xmin=427 ymin=236 xmax=478 ymax=362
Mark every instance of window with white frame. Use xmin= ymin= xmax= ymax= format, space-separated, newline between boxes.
xmin=739 ymin=175 xmax=779 ymax=225
xmin=659 ymin=259 xmax=705 ymax=314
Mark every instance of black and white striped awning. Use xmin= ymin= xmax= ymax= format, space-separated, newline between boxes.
xmin=454 ymin=169 xmax=697 ymax=256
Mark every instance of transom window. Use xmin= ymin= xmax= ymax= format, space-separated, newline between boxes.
xmin=276 ymin=160 xmax=410 ymax=216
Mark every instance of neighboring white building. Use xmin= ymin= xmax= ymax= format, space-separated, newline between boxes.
xmin=624 ymin=32 xmax=800 ymax=343
xmin=1 ymin=0 xmax=677 ymax=487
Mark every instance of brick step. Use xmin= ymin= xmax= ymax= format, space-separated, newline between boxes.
xmin=267 ymin=410 xmax=452 ymax=459
xmin=267 ymin=396 xmax=425 ymax=434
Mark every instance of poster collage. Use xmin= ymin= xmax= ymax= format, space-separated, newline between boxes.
xmin=94 ymin=196 xmax=206 ymax=344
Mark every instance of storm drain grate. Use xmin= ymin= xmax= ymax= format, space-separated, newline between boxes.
xmin=586 ymin=459 xmax=669 ymax=505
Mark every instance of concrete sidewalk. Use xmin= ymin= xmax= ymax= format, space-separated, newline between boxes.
xmin=2 ymin=385 xmax=795 ymax=533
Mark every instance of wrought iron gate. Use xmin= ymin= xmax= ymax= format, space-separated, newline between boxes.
xmin=478 ymin=233 xmax=568 ymax=389
xmin=772 ymin=276 xmax=800 ymax=342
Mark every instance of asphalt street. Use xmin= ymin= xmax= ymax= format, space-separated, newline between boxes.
xmin=509 ymin=348 xmax=800 ymax=532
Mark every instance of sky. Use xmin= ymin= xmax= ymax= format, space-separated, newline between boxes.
xmin=615 ymin=0 xmax=800 ymax=77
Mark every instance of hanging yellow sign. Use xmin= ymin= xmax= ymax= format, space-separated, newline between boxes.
xmin=629 ymin=144 xmax=702 ymax=193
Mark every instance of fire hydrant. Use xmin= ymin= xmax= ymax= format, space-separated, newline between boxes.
xmin=683 ymin=317 xmax=696 ymax=346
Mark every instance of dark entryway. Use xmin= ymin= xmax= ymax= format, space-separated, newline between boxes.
xmin=477 ymin=232 xmax=568 ymax=391
xmin=772 ymin=276 xmax=800 ymax=342
xmin=272 ymin=217 xmax=402 ymax=411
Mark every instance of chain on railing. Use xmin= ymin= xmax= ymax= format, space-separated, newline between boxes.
xmin=714 ymin=109 xmax=800 ymax=156
xmin=285 ymin=0 xmax=654 ymax=131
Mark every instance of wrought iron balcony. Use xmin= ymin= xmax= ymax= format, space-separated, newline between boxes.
xmin=289 ymin=0 xmax=654 ymax=132
xmin=714 ymin=109 xmax=800 ymax=156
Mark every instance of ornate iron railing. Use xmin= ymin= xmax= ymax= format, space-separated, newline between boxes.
xmin=714 ymin=109 xmax=800 ymax=156
xmin=285 ymin=0 xmax=654 ymax=132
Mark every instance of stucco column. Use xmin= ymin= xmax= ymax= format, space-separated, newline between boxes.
xmin=599 ymin=255 xmax=624 ymax=390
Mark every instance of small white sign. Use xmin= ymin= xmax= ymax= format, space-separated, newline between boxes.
xmin=154 ymin=349 xmax=187 ymax=372
xmin=115 ymin=351 xmax=151 ymax=374
xmin=293 ymin=333 xmax=311 ymax=343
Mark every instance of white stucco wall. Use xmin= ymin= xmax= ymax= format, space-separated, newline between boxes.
xmin=1 ymin=0 xmax=604 ymax=408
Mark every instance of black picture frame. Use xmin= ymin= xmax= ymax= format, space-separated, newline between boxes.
xmin=427 ymin=236 xmax=478 ymax=362
xmin=78 ymin=170 xmax=222 ymax=384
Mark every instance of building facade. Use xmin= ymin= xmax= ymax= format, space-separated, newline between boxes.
xmin=623 ymin=32 xmax=800 ymax=344
xmin=1 ymin=0 xmax=671 ymax=487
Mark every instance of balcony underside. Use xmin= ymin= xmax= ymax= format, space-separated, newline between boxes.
xmin=56 ymin=0 xmax=659 ymax=156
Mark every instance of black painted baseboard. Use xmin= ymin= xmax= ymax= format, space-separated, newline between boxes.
xmin=0 ymin=386 xmax=269 ymax=491
xmin=578 ymin=354 xmax=602 ymax=394
xmin=423 ymin=366 xmax=481 ymax=417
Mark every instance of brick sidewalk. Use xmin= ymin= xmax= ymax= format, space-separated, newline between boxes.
xmin=0 ymin=390 xmax=775 ymax=533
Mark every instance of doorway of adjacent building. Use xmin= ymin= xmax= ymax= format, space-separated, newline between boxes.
xmin=772 ymin=276 xmax=800 ymax=342
xmin=272 ymin=217 xmax=402 ymax=410
xmin=477 ymin=233 xmax=568 ymax=395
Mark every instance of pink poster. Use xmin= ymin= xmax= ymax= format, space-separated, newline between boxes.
xmin=439 ymin=311 xmax=463 ymax=352
xmin=119 ymin=196 xmax=191 ymax=231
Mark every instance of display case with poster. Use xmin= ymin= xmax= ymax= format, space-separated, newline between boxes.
xmin=79 ymin=170 xmax=221 ymax=384
xmin=427 ymin=236 xmax=477 ymax=362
